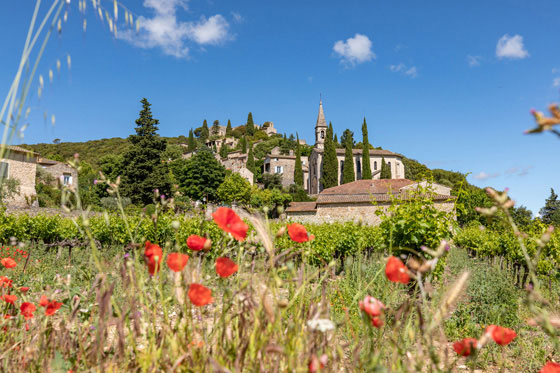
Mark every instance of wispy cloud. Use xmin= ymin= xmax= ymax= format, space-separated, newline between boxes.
xmin=553 ymin=78 xmax=560 ymax=87
xmin=505 ymin=165 xmax=534 ymax=177
xmin=231 ymin=12 xmax=244 ymax=23
xmin=473 ymin=171 xmax=500 ymax=181
xmin=467 ymin=55 xmax=482 ymax=67
xmin=118 ymin=0 xmax=232 ymax=58
xmin=496 ymin=34 xmax=529 ymax=59
xmin=389 ymin=63 xmax=418 ymax=78
xmin=333 ymin=34 xmax=376 ymax=67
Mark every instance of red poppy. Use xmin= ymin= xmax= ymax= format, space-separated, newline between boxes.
xmin=486 ymin=325 xmax=516 ymax=346
xmin=540 ymin=362 xmax=560 ymax=373
xmin=166 ymin=253 xmax=189 ymax=272
xmin=385 ymin=256 xmax=410 ymax=284
xmin=20 ymin=287 xmax=29 ymax=293
xmin=359 ymin=296 xmax=385 ymax=318
xmin=3 ymin=294 xmax=17 ymax=304
xmin=215 ymin=257 xmax=239 ymax=278
xmin=0 ymin=276 xmax=12 ymax=288
xmin=20 ymin=302 xmax=36 ymax=320
xmin=212 ymin=207 xmax=248 ymax=241
xmin=39 ymin=295 xmax=49 ymax=307
xmin=45 ymin=301 xmax=63 ymax=316
xmin=1 ymin=258 xmax=16 ymax=269
xmin=186 ymin=235 xmax=208 ymax=251
xmin=308 ymin=354 xmax=327 ymax=372
xmin=287 ymin=223 xmax=314 ymax=243
xmin=453 ymin=338 xmax=478 ymax=356
xmin=4 ymin=314 xmax=11 ymax=319
xmin=144 ymin=241 xmax=163 ymax=275
xmin=188 ymin=284 xmax=213 ymax=306
xmin=371 ymin=317 xmax=383 ymax=328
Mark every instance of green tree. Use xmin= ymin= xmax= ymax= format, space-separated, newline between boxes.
xmin=217 ymin=172 xmax=252 ymax=205
xmin=120 ymin=98 xmax=172 ymax=205
xmin=340 ymin=129 xmax=355 ymax=148
xmin=163 ymin=144 xmax=183 ymax=161
xmin=540 ymin=188 xmax=560 ymax=226
xmin=240 ymin=136 xmax=247 ymax=153
xmin=342 ymin=130 xmax=355 ymax=184
xmin=226 ymin=120 xmax=233 ymax=136
xmin=380 ymin=157 xmax=392 ymax=179
xmin=294 ymin=133 xmax=304 ymax=187
xmin=246 ymin=112 xmax=255 ymax=136
xmin=0 ymin=178 xmax=21 ymax=207
xmin=511 ymin=205 xmax=533 ymax=227
xmin=200 ymin=120 xmax=209 ymax=142
xmin=211 ymin=120 xmax=220 ymax=136
xmin=187 ymin=129 xmax=196 ymax=152
xmin=321 ymin=122 xmax=338 ymax=189
xmin=246 ymin=142 xmax=256 ymax=182
xmin=219 ymin=143 xmax=229 ymax=159
xmin=175 ymin=147 xmax=225 ymax=202
xmin=361 ymin=118 xmax=372 ymax=179
xmin=333 ymin=133 xmax=339 ymax=147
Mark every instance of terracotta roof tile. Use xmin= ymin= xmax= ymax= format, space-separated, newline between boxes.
xmin=6 ymin=145 xmax=38 ymax=155
xmin=285 ymin=202 xmax=317 ymax=212
xmin=321 ymin=179 xmax=415 ymax=195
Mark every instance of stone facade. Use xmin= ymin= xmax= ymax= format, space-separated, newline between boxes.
xmin=1 ymin=146 xmax=38 ymax=207
xmin=263 ymin=147 xmax=309 ymax=188
xmin=37 ymin=158 xmax=78 ymax=188
xmin=286 ymin=179 xmax=456 ymax=226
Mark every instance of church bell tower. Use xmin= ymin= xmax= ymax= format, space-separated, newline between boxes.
xmin=315 ymin=100 xmax=328 ymax=150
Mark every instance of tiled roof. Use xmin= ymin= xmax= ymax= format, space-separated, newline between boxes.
xmin=37 ymin=157 xmax=59 ymax=165
xmin=316 ymin=179 xmax=455 ymax=205
xmin=6 ymin=145 xmax=38 ymax=155
xmin=313 ymin=148 xmax=398 ymax=156
xmin=285 ymin=202 xmax=317 ymax=212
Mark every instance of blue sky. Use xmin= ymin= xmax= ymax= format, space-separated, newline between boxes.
xmin=1 ymin=0 xmax=559 ymax=214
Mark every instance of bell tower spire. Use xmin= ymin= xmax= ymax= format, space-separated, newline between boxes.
xmin=315 ymin=98 xmax=327 ymax=149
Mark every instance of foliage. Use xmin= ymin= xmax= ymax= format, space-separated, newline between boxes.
xmin=199 ymin=120 xmax=210 ymax=142
xmin=288 ymin=184 xmax=313 ymax=202
xmin=187 ymin=129 xmax=196 ymax=151
xmin=511 ymin=205 xmax=533 ymax=227
xmin=120 ymin=98 xmax=172 ymax=205
xmin=246 ymin=112 xmax=256 ymax=136
xmin=540 ymin=188 xmax=560 ymax=226
xmin=217 ymin=173 xmax=252 ymax=205
xmin=342 ymin=131 xmax=355 ymax=184
xmin=246 ymin=142 xmax=255 ymax=182
xmin=163 ymin=144 xmax=183 ymax=161
xmin=226 ymin=120 xmax=233 ymax=136
xmin=174 ymin=147 xmax=225 ymax=202
xmin=361 ymin=118 xmax=372 ymax=179
xmin=294 ymin=134 xmax=304 ymax=187
xmin=321 ymin=122 xmax=338 ymax=189
xmin=380 ymin=157 xmax=391 ymax=179
xmin=340 ymin=129 xmax=355 ymax=148
xmin=262 ymin=173 xmax=283 ymax=190
xmin=211 ymin=120 xmax=221 ymax=136
xmin=100 ymin=196 xmax=131 ymax=210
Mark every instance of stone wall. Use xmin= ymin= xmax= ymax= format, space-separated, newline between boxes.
xmin=1 ymin=152 xmax=37 ymax=207
xmin=39 ymin=162 xmax=78 ymax=188
xmin=286 ymin=201 xmax=456 ymax=226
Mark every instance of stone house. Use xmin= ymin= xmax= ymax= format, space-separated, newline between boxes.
xmin=37 ymin=157 xmax=78 ymax=188
xmin=1 ymin=146 xmax=39 ymax=207
xmin=262 ymin=122 xmax=278 ymax=135
xmin=285 ymin=179 xmax=455 ymax=226
xmin=262 ymin=147 xmax=309 ymax=188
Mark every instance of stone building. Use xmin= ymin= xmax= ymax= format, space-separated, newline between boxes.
xmin=37 ymin=157 xmax=78 ymax=188
xmin=262 ymin=122 xmax=277 ymax=135
xmin=307 ymin=101 xmax=405 ymax=194
xmin=0 ymin=146 xmax=38 ymax=207
xmin=263 ymin=147 xmax=309 ymax=188
xmin=285 ymin=179 xmax=455 ymax=226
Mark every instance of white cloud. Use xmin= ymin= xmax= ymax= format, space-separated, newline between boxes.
xmin=473 ymin=171 xmax=500 ymax=181
xmin=118 ymin=0 xmax=232 ymax=58
xmin=553 ymin=67 xmax=560 ymax=74
xmin=554 ymin=77 xmax=560 ymax=87
xmin=231 ymin=12 xmax=244 ymax=23
xmin=467 ymin=55 xmax=482 ymax=67
xmin=389 ymin=63 xmax=418 ymax=78
xmin=333 ymin=34 xmax=375 ymax=67
xmin=496 ymin=34 xmax=529 ymax=59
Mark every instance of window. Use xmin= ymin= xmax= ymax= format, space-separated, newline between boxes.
xmin=275 ymin=166 xmax=283 ymax=174
xmin=321 ymin=130 xmax=325 ymax=139
xmin=356 ymin=159 xmax=361 ymax=179
xmin=340 ymin=160 xmax=344 ymax=184
xmin=62 ymin=173 xmax=72 ymax=185
xmin=374 ymin=161 xmax=377 ymax=170
xmin=0 ymin=161 xmax=8 ymax=179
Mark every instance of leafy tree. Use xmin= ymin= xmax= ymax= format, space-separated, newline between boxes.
xmin=187 ymin=129 xmax=196 ymax=152
xmin=120 ymin=98 xmax=172 ymax=205
xmin=226 ymin=120 xmax=233 ymax=136
xmin=294 ymin=133 xmax=304 ymax=187
xmin=163 ymin=144 xmax=183 ymax=161
xmin=540 ymin=188 xmax=560 ymax=226
xmin=217 ymin=172 xmax=252 ymax=205
xmin=262 ymin=173 xmax=283 ymax=190
xmin=0 ymin=178 xmax=21 ymax=207
xmin=175 ymin=147 xmax=225 ymax=202
xmin=511 ymin=205 xmax=533 ymax=227
xmin=200 ymin=120 xmax=209 ymax=142
xmin=342 ymin=130 xmax=355 ymax=184
xmin=455 ymin=183 xmax=492 ymax=226
xmin=280 ymin=135 xmax=292 ymax=155
xmin=246 ymin=142 xmax=256 ymax=182
xmin=380 ymin=157 xmax=391 ymax=179
xmin=211 ymin=120 xmax=221 ymax=136
xmin=321 ymin=122 xmax=338 ymax=189
xmin=288 ymin=184 xmax=313 ymax=202
xmin=219 ymin=143 xmax=229 ymax=159
xmin=246 ymin=112 xmax=255 ymax=136
xmin=361 ymin=118 xmax=372 ymax=179
xmin=402 ymin=156 xmax=430 ymax=181
xmin=340 ymin=129 xmax=355 ymax=148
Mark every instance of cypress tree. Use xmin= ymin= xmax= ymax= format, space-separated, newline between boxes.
xmin=120 ymin=98 xmax=171 ymax=205
xmin=333 ymin=134 xmax=339 ymax=147
xmin=342 ymin=129 xmax=355 ymax=184
xmin=219 ymin=143 xmax=229 ymax=158
xmin=294 ymin=133 xmax=304 ymax=187
xmin=361 ymin=118 xmax=372 ymax=179
xmin=200 ymin=120 xmax=209 ymax=142
xmin=246 ymin=142 xmax=256 ymax=182
xmin=380 ymin=157 xmax=392 ymax=179
xmin=187 ymin=129 xmax=196 ymax=151
xmin=246 ymin=112 xmax=255 ymax=136
xmin=240 ymin=136 xmax=247 ymax=153
xmin=226 ymin=119 xmax=233 ymax=136
xmin=320 ymin=122 xmax=338 ymax=189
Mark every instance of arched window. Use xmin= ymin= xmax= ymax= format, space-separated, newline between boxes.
xmin=321 ymin=130 xmax=325 ymax=139
xmin=374 ymin=161 xmax=377 ymax=170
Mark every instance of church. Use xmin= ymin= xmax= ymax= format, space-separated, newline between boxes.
xmin=306 ymin=101 xmax=405 ymax=194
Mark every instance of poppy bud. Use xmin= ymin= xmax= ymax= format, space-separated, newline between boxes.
xmin=278 ymin=299 xmax=289 ymax=308
xmin=276 ymin=226 xmax=286 ymax=238
xmin=203 ymin=239 xmax=212 ymax=251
